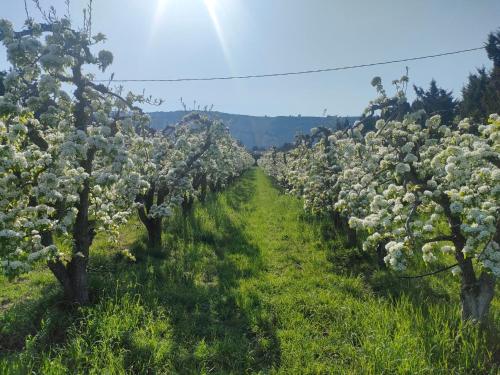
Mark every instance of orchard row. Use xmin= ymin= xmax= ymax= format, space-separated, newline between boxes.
xmin=0 ymin=18 xmax=253 ymax=304
xmin=259 ymin=77 xmax=499 ymax=322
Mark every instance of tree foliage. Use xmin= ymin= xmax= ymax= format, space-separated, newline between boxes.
xmin=461 ymin=29 xmax=500 ymax=122
xmin=411 ymin=79 xmax=458 ymax=125
xmin=260 ymin=78 xmax=499 ymax=322
xmin=0 ymin=14 xmax=253 ymax=304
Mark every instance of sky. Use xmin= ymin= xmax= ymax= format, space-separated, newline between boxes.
xmin=1 ymin=0 xmax=499 ymax=116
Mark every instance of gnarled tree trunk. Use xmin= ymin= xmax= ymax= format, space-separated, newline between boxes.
xmin=181 ymin=193 xmax=194 ymax=214
xmin=41 ymin=62 xmax=95 ymax=306
xmin=48 ymin=255 xmax=90 ymax=305
xmin=146 ymin=218 xmax=163 ymax=250
xmin=375 ymin=241 xmax=387 ymax=269
xmin=460 ymin=271 xmax=495 ymax=322
xmin=43 ymin=231 xmax=90 ymax=305
xmin=200 ymin=179 xmax=208 ymax=202
xmin=137 ymin=182 xmax=165 ymax=250
xmin=137 ymin=206 xmax=163 ymax=250
xmin=441 ymin=194 xmax=497 ymax=323
xmin=450 ymin=215 xmax=496 ymax=323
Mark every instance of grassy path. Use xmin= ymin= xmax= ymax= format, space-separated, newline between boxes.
xmin=164 ymin=168 xmax=494 ymax=374
xmin=1 ymin=168 xmax=496 ymax=374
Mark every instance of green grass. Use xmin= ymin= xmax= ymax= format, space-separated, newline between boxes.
xmin=0 ymin=168 xmax=498 ymax=374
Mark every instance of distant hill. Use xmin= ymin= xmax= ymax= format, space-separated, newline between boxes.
xmin=148 ymin=111 xmax=358 ymax=149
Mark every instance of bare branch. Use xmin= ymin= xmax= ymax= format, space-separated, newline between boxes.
xmin=420 ymin=235 xmax=454 ymax=244
xmin=86 ymin=81 xmax=143 ymax=113
xmin=398 ymin=262 xmax=459 ymax=279
xmin=405 ymin=200 xmax=420 ymax=240
xmin=65 ymin=0 xmax=71 ymax=20
xmin=87 ymin=0 xmax=93 ymax=39
xmin=32 ymin=0 xmax=49 ymax=22
xmin=24 ymin=0 xmax=31 ymax=21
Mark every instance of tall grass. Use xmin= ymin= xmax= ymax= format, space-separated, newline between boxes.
xmin=0 ymin=168 xmax=498 ymax=374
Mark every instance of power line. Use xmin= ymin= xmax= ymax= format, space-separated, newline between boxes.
xmin=93 ymin=46 xmax=484 ymax=83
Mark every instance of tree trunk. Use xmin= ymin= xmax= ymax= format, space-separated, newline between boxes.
xmin=460 ymin=271 xmax=495 ymax=322
xmin=48 ymin=255 xmax=90 ymax=305
xmin=57 ymin=61 xmax=92 ymax=306
xmin=452 ymin=234 xmax=494 ymax=323
xmin=453 ymin=236 xmax=495 ymax=323
xmin=146 ymin=218 xmax=163 ymax=249
xmin=48 ymin=259 xmax=72 ymax=300
xmin=440 ymin=195 xmax=496 ymax=323
xmin=332 ymin=212 xmax=357 ymax=247
xmin=69 ymin=180 xmax=92 ymax=305
xmin=137 ymin=183 xmax=164 ymax=250
xmin=200 ymin=175 xmax=208 ymax=202
xmin=331 ymin=211 xmax=343 ymax=227
xmin=181 ymin=194 xmax=194 ymax=214
xmin=210 ymin=181 xmax=220 ymax=193
xmin=68 ymin=254 xmax=89 ymax=304
xmin=41 ymin=210 xmax=90 ymax=304
xmin=458 ymin=219 xmax=499 ymax=322
xmin=375 ymin=241 xmax=387 ymax=269
xmin=138 ymin=207 xmax=163 ymax=249
xmin=346 ymin=227 xmax=357 ymax=248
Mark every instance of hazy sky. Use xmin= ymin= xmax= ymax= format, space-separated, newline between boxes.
xmin=1 ymin=0 xmax=499 ymax=116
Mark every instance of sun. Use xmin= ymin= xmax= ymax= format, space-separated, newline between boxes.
xmin=203 ymin=0 xmax=233 ymax=68
xmin=149 ymin=0 xmax=169 ymax=42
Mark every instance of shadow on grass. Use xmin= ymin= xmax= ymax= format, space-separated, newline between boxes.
xmin=308 ymin=213 xmax=458 ymax=313
xmin=0 ymin=171 xmax=280 ymax=374
xmin=0 ymin=283 xmax=68 ymax=355
xmin=116 ymin=171 xmax=280 ymax=373
xmin=299 ymin=209 xmax=499 ymax=369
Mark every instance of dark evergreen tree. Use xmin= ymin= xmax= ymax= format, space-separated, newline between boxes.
xmin=411 ymin=79 xmax=458 ymax=125
xmin=335 ymin=117 xmax=350 ymax=130
xmin=460 ymin=29 xmax=500 ymax=122
xmin=0 ymin=71 xmax=6 ymax=96
xmin=485 ymin=28 xmax=500 ymax=67
xmin=460 ymin=68 xmax=492 ymax=121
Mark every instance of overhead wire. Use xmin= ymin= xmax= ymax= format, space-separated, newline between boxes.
xmin=92 ymin=46 xmax=484 ymax=83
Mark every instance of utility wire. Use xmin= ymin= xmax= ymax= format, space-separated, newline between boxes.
xmin=93 ymin=46 xmax=484 ymax=83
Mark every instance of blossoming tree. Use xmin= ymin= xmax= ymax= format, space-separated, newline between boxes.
xmin=0 ymin=16 xmax=148 ymax=304
xmin=260 ymin=80 xmax=499 ymax=322
xmin=342 ymin=114 xmax=499 ymax=321
xmin=132 ymin=113 xmax=253 ymax=249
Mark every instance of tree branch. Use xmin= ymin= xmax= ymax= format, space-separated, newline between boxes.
xmin=398 ymin=262 xmax=459 ymax=279
xmin=86 ymin=81 xmax=143 ymax=113
xmin=405 ymin=200 xmax=420 ymax=240
xmin=421 ymin=235 xmax=454 ymax=244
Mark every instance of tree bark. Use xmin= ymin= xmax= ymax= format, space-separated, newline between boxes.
xmin=195 ymin=174 xmax=208 ymax=202
xmin=181 ymin=193 xmax=194 ymax=214
xmin=146 ymin=218 xmax=163 ymax=249
xmin=375 ymin=241 xmax=387 ymax=269
xmin=136 ymin=182 xmax=165 ymax=250
xmin=48 ymin=255 xmax=89 ymax=304
xmin=63 ymin=62 xmax=92 ymax=305
xmin=443 ymin=195 xmax=496 ymax=323
xmin=47 ymin=259 xmax=73 ymax=300
xmin=43 ymin=232 xmax=90 ymax=304
xmin=331 ymin=212 xmax=357 ymax=247
xmin=460 ymin=271 xmax=495 ymax=322
xmin=200 ymin=178 xmax=208 ymax=202
xmin=137 ymin=206 xmax=163 ymax=250
xmin=449 ymin=220 xmax=492 ymax=322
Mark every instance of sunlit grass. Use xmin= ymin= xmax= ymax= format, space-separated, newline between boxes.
xmin=0 ymin=168 xmax=498 ymax=374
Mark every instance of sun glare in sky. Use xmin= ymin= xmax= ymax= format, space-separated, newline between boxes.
xmin=149 ymin=0 xmax=235 ymax=71
xmin=149 ymin=0 xmax=170 ymax=43
xmin=203 ymin=0 xmax=234 ymax=71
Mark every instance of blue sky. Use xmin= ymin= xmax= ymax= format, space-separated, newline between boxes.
xmin=1 ymin=0 xmax=499 ymax=116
